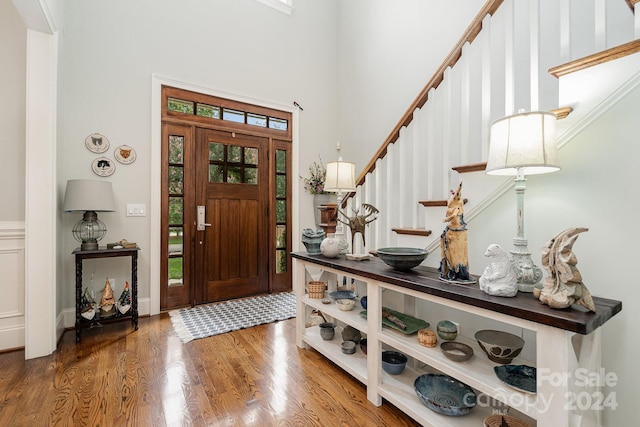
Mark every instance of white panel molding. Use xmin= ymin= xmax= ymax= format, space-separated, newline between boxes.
xmin=0 ymin=221 xmax=26 ymax=239
xmin=0 ymin=222 xmax=25 ymax=351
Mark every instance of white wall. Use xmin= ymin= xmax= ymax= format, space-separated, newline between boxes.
xmin=0 ymin=0 xmax=26 ymax=221
xmin=57 ymin=0 xmax=340 ymax=312
xmin=336 ymin=0 xmax=486 ymax=172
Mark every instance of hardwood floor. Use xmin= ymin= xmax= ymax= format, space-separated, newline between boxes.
xmin=0 ymin=315 xmax=420 ymax=426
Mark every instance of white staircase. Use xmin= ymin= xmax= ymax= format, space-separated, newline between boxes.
xmin=348 ymin=0 xmax=637 ymax=256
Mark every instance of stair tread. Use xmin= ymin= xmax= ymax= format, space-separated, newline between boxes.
xmin=419 ymin=198 xmax=468 ymax=207
xmin=391 ymin=228 xmax=432 ymax=237
xmin=452 ymin=162 xmax=487 ymax=173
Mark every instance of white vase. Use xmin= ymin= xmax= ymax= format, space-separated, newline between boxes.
xmin=320 ymin=233 xmax=341 ymax=258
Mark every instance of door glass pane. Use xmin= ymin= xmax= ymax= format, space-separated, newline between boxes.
xmin=276 ymin=150 xmax=286 ymax=173
xmin=169 ymin=136 xmax=184 ymax=164
xmin=276 ymin=225 xmax=286 ymax=248
xmin=167 ymin=98 xmax=194 ymax=114
xmin=228 ymin=145 xmax=242 ymax=163
xmin=196 ymin=103 xmax=221 ymax=119
xmin=209 ymin=142 xmax=224 ymax=161
xmin=168 ymin=257 xmax=183 ymax=287
xmin=168 ymin=227 xmax=183 ymax=255
xmin=269 ymin=117 xmax=288 ymax=131
xmin=276 ymin=175 xmax=286 ymax=198
xmin=276 ymin=200 xmax=285 ymax=223
xmin=247 ymin=113 xmax=267 ymax=127
xmin=169 ymin=197 xmax=183 ymax=224
xmin=227 ymin=166 xmax=241 ymax=183
xmin=168 ymin=166 xmax=183 ymax=194
xmin=222 ymin=108 xmax=245 ymax=123
xmin=276 ymin=249 xmax=286 ymax=274
xmin=209 ymin=165 xmax=224 ymax=182
xmin=244 ymin=167 xmax=257 ymax=184
xmin=245 ymin=147 xmax=258 ymax=165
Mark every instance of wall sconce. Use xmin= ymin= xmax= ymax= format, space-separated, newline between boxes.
xmin=324 ymin=143 xmax=356 ymax=254
xmin=486 ymin=110 xmax=559 ymax=292
xmin=63 ymin=179 xmax=116 ymax=251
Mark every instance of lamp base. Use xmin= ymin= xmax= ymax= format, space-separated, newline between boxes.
xmin=81 ymin=241 xmax=99 ymax=251
xmin=510 ymin=237 xmax=543 ymax=292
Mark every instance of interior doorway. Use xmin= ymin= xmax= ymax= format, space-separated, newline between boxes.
xmin=160 ymin=86 xmax=292 ymax=310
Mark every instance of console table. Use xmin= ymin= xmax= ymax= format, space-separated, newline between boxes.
xmin=292 ymin=252 xmax=622 ymax=427
xmin=73 ymin=247 xmax=140 ymax=342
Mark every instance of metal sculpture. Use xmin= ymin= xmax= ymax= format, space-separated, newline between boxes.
xmin=337 ymin=203 xmax=379 ymax=251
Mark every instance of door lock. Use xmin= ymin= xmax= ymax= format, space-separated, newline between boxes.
xmin=197 ymin=206 xmax=211 ymax=231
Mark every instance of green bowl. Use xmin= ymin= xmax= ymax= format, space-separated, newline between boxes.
xmin=376 ymin=247 xmax=428 ymax=270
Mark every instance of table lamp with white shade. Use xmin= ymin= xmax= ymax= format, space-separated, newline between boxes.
xmin=486 ymin=110 xmax=560 ymax=292
xmin=63 ymin=179 xmax=116 ymax=251
xmin=324 ymin=144 xmax=356 ymax=254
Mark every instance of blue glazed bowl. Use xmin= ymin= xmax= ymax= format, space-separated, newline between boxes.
xmin=376 ymin=247 xmax=428 ymax=270
xmin=360 ymin=296 xmax=368 ymax=309
xmin=381 ymin=351 xmax=407 ymax=375
xmin=414 ymin=374 xmax=477 ymax=416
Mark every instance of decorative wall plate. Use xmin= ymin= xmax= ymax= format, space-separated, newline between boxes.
xmin=115 ymin=145 xmax=137 ymax=164
xmin=85 ymin=133 xmax=110 ymax=153
xmin=92 ymin=157 xmax=115 ymax=177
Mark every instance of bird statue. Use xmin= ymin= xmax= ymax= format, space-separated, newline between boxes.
xmin=533 ymin=227 xmax=596 ymax=312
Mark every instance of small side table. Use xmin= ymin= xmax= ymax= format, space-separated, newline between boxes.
xmin=73 ymin=246 xmax=140 ymax=342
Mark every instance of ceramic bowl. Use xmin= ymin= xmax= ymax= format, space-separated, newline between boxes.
xmin=475 ymin=330 xmax=525 ymax=364
xmin=483 ymin=414 xmax=532 ymax=427
xmin=360 ymin=296 xmax=368 ymax=309
xmin=329 ymin=290 xmax=357 ymax=300
xmin=440 ymin=341 xmax=474 ymax=362
xmin=437 ymin=320 xmax=458 ymax=341
xmin=376 ymin=247 xmax=429 ymax=270
xmin=381 ymin=351 xmax=407 ymax=375
xmin=359 ymin=338 xmax=368 ymax=355
xmin=494 ymin=365 xmax=536 ymax=394
xmin=336 ymin=299 xmax=356 ymax=311
xmin=341 ymin=325 xmax=361 ymax=343
xmin=341 ymin=341 xmax=356 ymax=354
xmin=318 ymin=322 xmax=336 ymax=340
xmin=414 ymin=374 xmax=477 ymax=416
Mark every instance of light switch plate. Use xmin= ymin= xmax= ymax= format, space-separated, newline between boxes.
xmin=127 ymin=203 xmax=146 ymax=217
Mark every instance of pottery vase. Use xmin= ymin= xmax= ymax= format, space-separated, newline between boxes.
xmin=320 ymin=233 xmax=340 ymax=258
xmin=301 ymin=228 xmax=325 ymax=254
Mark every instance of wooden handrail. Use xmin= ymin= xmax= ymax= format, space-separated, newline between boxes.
xmin=549 ymin=39 xmax=640 ymax=78
xmin=355 ymin=0 xmax=504 ymax=187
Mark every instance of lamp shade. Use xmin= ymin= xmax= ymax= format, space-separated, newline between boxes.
xmin=63 ymin=179 xmax=116 ymax=212
xmin=324 ymin=160 xmax=356 ymax=192
xmin=486 ymin=111 xmax=560 ymax=176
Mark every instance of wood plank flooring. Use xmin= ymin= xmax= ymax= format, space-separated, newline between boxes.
xmin=0 ymin=315 xmax=420 ymax=426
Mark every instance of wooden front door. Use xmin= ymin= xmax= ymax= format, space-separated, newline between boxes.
xmin=195 ymin=129 xmax=269 ymax=303
xmin=160 ymin=86 xmax=292 ymax=310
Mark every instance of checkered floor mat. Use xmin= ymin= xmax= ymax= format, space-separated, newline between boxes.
xmin=169 ymin=292 xmax=296 ymax=343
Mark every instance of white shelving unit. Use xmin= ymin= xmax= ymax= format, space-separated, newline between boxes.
xmin=293 ymin=253 xmax=621 ymax=427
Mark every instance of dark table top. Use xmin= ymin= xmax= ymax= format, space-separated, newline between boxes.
xmin=292 ymin=252 xmax=622 ymax=335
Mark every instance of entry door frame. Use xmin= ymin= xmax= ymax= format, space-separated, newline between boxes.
xmin=150 ymin=75 xmax=300 ymax=315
